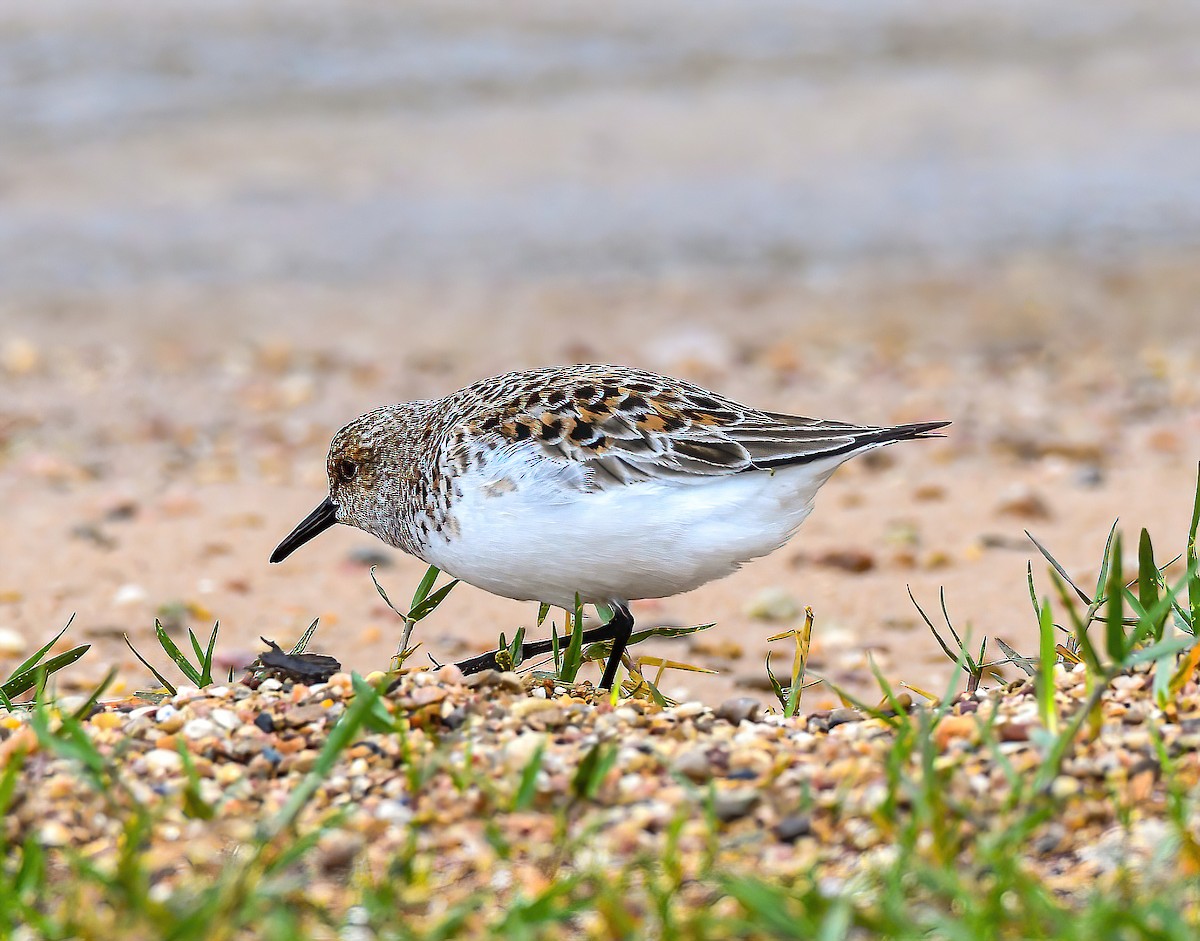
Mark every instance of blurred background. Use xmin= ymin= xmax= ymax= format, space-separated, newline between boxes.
xmin=2 ymin=0 xmax=1199 ymax=703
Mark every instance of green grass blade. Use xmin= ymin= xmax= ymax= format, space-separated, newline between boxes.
xmin=512 ymin=738 xmax=546 ymax=811
xmin=1123 ymin=634 xmax=1197 ymax=667
xmin=371 ymin=565 xmax=404 ymax=618
xmin=408 ymin=579 xmax=460 ymax=622
xmin=1036 ymin=598 xmax=1058 ymax=734
xmin=1027 ymin=531 xmax=1091 ymax=605
xmin=1138 ymin=529 xmax=1160 ymax=629
xmin=626 ymin=622 xmax=714 ymax=647
xmin=558 ymin=597 xmax=585 ymax=683
xmin=154 ymin=619 xmax=203 ymax=687
xmin=1189 ymin=463 xmax=1200 ymax=632
xmin=994 ymin=637 xmax=1037 ymax=677
xmin=1 ymin=645 xmax=91 ymax=702
xmin=290 ymin=618 xmax=320 ymax=656
xmin=1026 ymin=561 xmax=1041 ymax=621
xmin=1093 ymin=519 xmax=1120 ymax=604
xmin=408 ymin=564 xmax=442 ymax=610
xmin=570 ymin=741 xmax=617 ymax=801
xmin=4 ymin=616 xmax=74 ymax=682
xmin=71 ymin=668 xmax=117 ymax=722
xmin=1104 ymin=533 xmax=1126 ymax=663
xmin=1048 ymin=569 xmax=1099 ymax=672
xmin=122 ymin=633 xmax=178 ymax=695
xmin=764 ymin=652 xmax=788 ymax=711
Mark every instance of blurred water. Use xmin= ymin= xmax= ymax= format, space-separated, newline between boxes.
xmin=2 ymin=0 xmax=1199 ymax=293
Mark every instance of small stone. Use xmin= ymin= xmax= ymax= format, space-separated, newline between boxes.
xmin=713 ymin=789 xmax=760 ymax=823
xmin=182 ymin=719 xmax=217 ymax=740
xmin=253 ymin=712 xmax=276 ymax=734
xmin=827 ymin=708 xmax=862 ymax=729
xmin=995 ymin=485 xmax=1051 ymax=520
xmin=0 ymin=628 xmax=28 ymax=657
xmin=39 ymin=821 xmax=71 ymax=846
xmin=933 ymin=714 xmax=979 ymax=749
xmin=688 ymin=638 xmax=744 ymax=660
xmin=145 ymin=750 xmax=183 ymax=774
xmin=673 ymin=748 xmax=715 ymax=783
xmin=496 ymin=671 xmax=526 ymax=692
xmin=814 ymin=549 xmax=875 ymax=574
xmin=211 ymin=708 xmax=240 ymax=731
xmin=774 ymin=814 xmax=812 ymax=842
xmin=155 ymin=706 xmax=184 ymax=733
xmin=1051 ymin=776 xmax=1081 ymax=799
xmin=673 ymin=701 xmax=706 ymax=719
xmin=715 ymin=698 xmax=762 ymax=725
xmin=997 ymin=721 xmax=1031 ymax=742
xmin=504 ymin=732 xmax=548 ymax=771
xmin=90 ymin=712 xmax=124 ymax=731
xmin=745 ymin=588 xmax=801 ymax=622
xmin=281 ymin=749 xmax=317 ymax=773
xmin=913 ymin=483 xmax=946 ymax=501
xmin=408 ymin=687 xmax=447 ymax=707
xmin=346 ymin=547 xmax=394 ymax=567
xmin=317 ymin=831 xmax=364 ymax=874
xmin=113 ymin=584 xmax=147 ymax=607
xmin=283 ymin=704 xmax=327 ymax=728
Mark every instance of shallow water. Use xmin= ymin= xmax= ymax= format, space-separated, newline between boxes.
xmin=2 ymin=0 xmax=1199 ymax=294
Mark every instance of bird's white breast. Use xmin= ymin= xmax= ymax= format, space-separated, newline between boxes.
xmin=417 ymin=445 xmax=849 ymax=609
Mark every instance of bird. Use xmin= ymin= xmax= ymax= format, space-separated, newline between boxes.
xmin=270 ymin=364 xmax=948 ymax=690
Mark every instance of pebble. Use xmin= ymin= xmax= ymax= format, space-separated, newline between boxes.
xmin=827 ymin=708 xmax=862 ymax=729
xmin=745 ymin=588 xmax=801 ymax=622
xmin=156 ymin=706 xmax=184 ymax=733
xmin=673 ymin=748 xmax=715 ymax=783
xmin=0 ymin=627 xmax=28 ymax=657
xmin=715 ymin=697 xmax=762 ymax=725
xmin=6 ymin=648 xmax=1196 ymax=917
xmin=713 ymin=789 xmax=760 ymax=822
xmin=815 ymin=549 xmax=876 ymax=573
xmin=995 ymin=485 xmax=1052 ymax=520
xmin=182 ymin=719 xmax=217 ymax=740
xmin=145 ymin=750 xmax=184 ymax=774
xmin=112 ymin=584 xmax=148 ymax=607
xmin=775 ymin=814 xmax=813 ymax=842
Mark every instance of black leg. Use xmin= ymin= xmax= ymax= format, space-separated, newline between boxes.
xmin=451 ymin=619 xmax=626 ymax=676
xmin=598 ymin=603 xmax=634 ymax=691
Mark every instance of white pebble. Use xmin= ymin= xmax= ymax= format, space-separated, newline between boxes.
xmin=0 ymin=627 xmax=28 ymax=657
xmin=145 ymin=750 xmax=183 ymax=774
xmin=113 ymin=584 xmax=147 ymax=606
xmin=211 ymin=708 xmax=239 ymax=730
xmin=182 ymin=718 xmax=216 ymax=740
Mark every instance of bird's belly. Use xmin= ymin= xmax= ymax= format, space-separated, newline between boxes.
xmin=420 ymin=460 xmax=842 ymax=608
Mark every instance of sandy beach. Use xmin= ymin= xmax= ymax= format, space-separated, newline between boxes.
xmin=2 ymin=0 xmax=1199 ymax=705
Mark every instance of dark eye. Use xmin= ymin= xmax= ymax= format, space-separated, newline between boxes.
xmin=333 ymin=459 xmax=358 ymax=482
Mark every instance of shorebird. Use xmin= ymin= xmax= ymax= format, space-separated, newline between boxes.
xmin=271 ymin=364 xmax=948 ymax=689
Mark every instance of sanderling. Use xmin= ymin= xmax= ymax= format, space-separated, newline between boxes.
xmin=271 ymin=364 xmax=948 ymax=689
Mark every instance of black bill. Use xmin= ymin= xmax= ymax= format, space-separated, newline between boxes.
xmin=270 ymin=496 xmax=338 ymax=563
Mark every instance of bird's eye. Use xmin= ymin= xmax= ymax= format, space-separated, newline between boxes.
xmin=333 ymin=459 xmax=358 ymax=482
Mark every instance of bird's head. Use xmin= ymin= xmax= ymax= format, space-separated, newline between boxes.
xmin=270 ymin=405 xmax=418 ymax=563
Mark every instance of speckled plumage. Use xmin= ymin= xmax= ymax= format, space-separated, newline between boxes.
xmin=271 ymin=364 xmax=948 ymax=686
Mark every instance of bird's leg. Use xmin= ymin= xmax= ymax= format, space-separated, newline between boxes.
xmin=451 ymin=619 xmax=625 ymax=676
xmin=598 ymin=603 xmax=634 ymax=691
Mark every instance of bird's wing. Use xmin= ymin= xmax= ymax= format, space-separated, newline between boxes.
xmin=454 ymin=366 xmax=948 ymax=491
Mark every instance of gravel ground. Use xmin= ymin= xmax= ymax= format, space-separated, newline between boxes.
xmin=4 ymin=656 xmax=1198 ymax=925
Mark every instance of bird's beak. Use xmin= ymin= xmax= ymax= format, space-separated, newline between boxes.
xmin=270 ymin=497 xmax=338 ymax=563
